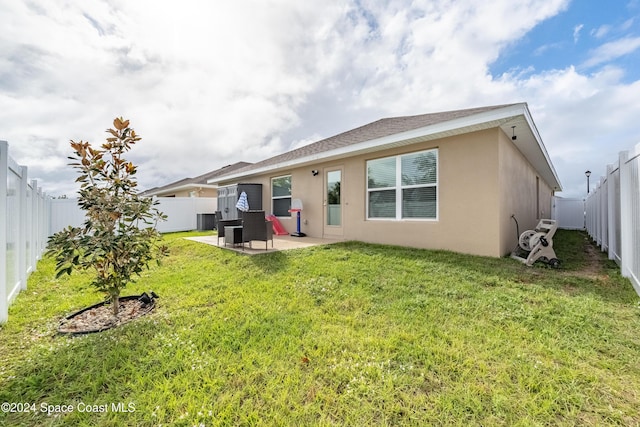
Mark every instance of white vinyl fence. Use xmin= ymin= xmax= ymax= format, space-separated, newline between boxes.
xmin=49 ymin=197 xmax=217 ymax=235
xmin=552 ymin=197 xmax=585 ymax=230
xmin=2 ymin=138 xmax=217 ymax=324
xmin=1 ymin=141 xmax=51 ymax=324
xmin=586 ymin=142 xmax=640 ymax=295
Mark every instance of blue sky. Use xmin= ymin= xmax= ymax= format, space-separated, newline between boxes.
xmin=1 ymin=0 xmax=639 ymax=199
xmin=491 ymin=1 xmax=640 ymax=81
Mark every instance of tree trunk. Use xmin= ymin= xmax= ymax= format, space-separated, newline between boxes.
xmin=111 ymin=293 xmax=120 ymax=316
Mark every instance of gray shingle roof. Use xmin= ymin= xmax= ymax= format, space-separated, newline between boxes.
xmin=140 ymin=161 xmax=252 ymax=196
xmin=215 ymin=104 xmax=519 ymax=180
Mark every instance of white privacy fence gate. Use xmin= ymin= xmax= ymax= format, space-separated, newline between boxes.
xmin=551 ymin=197 xmax=585 ymax=230
xmin=1 ymin=141 xmax=51 ymax=324
xmin=586 ymin=142 xmax=640 ymax=296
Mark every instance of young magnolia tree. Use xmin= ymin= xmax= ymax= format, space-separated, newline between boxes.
xmin=47 ymin=118 xmax=168 ymax=315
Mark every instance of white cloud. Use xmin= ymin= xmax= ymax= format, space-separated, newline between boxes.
xmin=1 ymin=0 xmax=639 ymax=201
xmin=504 ymin=65 xmax=640 ymax=197
xmin=533 ymin=42 xmax=563 ymax=56
xmin=572 ymin=24 xmax=583 ymax=43
xmin=621 ymin=18 xmax=634 ymax=31
xmin=582 ymin=36 xmax=640 ymax=68
xmin=0 ymin=0 xmax=350 ymax=193
xmin=591 ymin=24 xmax=611 ymax=39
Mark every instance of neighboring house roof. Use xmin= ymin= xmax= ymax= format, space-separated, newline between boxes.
xmin=140 ymin=161 xmax=252 ymax=197
xmin=209 ymin=103 xmax=562 ymax=191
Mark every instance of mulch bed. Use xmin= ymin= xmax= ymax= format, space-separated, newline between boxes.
xmin=58 ymin=295 xmax=155 ymax=335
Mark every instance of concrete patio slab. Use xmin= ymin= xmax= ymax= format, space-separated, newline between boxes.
xmin=185 ymin=234 xmax=340 ymax=255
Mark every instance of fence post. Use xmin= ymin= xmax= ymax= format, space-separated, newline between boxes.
xmin=37 ymin=186 xmax=45 ymax=256
xmin=19 ymin=166 xmax=27 ymax=290
xmin=587 ymin=192 xmax=592 ymax=237
xmin=0 ymin=141 xmax=8 ymax=323
xmin=590 ymin=193 xmax=596 ymax=239
xmin=601 ymin=176 xmax=609 ymax=252
xmin=592 ymin=183 xmax=598 ymax=243
xmin=619 ymin=149 xmax=633 ymax=281
xmin=31 ymin=180 xmax=39 ymax=266
xmin=606 ymin=163 xmax=617 ymax=261
xmin=592 ymin=191 xmax=597 ymax=238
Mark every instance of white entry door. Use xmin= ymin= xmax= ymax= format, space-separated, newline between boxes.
xmin=323 ymin=168 xmax=343 ymax=237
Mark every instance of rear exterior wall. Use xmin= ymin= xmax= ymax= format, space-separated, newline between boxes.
xmin=222 ymin=128 xmax=508 ymax=257
xmin=342 ymin=129 xmax=502 ymax=256
xmin=220 ymin=128 xmax=555 ymax=258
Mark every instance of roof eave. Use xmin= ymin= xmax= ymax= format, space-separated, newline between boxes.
xmin=523 ymin=105 xmax=563 ymax=191
xmin=497 ymin=104 xmax=562 ymax=192
xmin=142 ymin=183 xmax=218 ymax=197
xmin=210 ymin=103 xmax=562 ymax=191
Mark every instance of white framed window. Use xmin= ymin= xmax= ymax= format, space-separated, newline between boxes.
xmin=367 ymin=149 xmax=438 ymax=220
xmin=272 ymin=175 xmax=292 ymax=217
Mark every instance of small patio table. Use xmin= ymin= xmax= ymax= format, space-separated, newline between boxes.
xmin=224 ymin=225 xmax=244 ymax=247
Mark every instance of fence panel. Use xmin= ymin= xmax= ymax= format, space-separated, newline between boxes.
xmin=50 ymin=198 xmax=85 ymax=233
xmin=552 ymin=197 xmax=585 ymax=230
xmin=620 ymin=144 xmax=640 ymax=294
xmin=586 ymin=142 xmax=640 ymax=295
xmin=1 ymin=141 xmax=50 ymax=324
xmin=193 ymin=197 xmax=217 ymax=214
xmin=155 ymin=198 xmax=194 ymax=233
xmin=600 ymin=176 xmax=609 ymax=252
xmin=49 ymin=197 xmax=217 ymax=235
xmin=1 ymin=141 xmax=12 ymax=323
xmin=25 ymin=181 xmax=33 ymax=275
xmin=607 ymin=163 xmax=621 ymax=263
xmin=6 ymin=155 xmax=21 ymax=306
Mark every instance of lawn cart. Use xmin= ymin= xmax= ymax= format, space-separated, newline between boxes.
xmin=511 ymin=219 xmax=560 ymax=267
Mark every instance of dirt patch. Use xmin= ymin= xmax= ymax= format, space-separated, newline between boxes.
xmin=557 ymin=235 xmax=611 ymax=286
xmin=581 ymin=241 xmax=604 ymax=276
xmin=58 ymin=295 xmax=155 ymax=335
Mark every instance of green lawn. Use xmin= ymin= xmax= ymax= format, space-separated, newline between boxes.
xmin=1 ymin=230 xmax=639 ymax=426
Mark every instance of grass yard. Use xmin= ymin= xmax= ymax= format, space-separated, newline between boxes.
xmin=1 ymin=230 xmax=639 ymax=426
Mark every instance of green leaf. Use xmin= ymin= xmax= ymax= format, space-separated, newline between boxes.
xmin=55 ymin=268 xmax=69 ymax=279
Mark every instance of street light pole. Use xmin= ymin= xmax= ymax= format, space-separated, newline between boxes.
xmin=585 ymin=170 xmax=591 ymax=195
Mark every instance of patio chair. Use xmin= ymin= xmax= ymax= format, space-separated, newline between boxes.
xmin=215 ymin=211 xmax=241 ymax=245
xmin=241 ymin=210 xmax=273 ymax=250
xmin=214 ymin=211 xmax=222 ymax=230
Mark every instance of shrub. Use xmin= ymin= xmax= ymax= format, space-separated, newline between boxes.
xmin=47 ymin=118 xmax=168 ymax=315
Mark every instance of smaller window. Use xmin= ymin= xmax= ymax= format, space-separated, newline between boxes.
xmin=272 ymin=175 xmax=292 ymax=217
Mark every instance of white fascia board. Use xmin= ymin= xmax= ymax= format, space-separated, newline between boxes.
xmin=146 ymin=183 xmax=218 ymax=196
xmin=522 ymin=105 xmax=563 ymax=190
xmin=211 ymin=104 xmax=529 ymax=184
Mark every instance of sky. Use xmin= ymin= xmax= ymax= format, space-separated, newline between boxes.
xmin=1 ymin=0 xmax=639 ymax=199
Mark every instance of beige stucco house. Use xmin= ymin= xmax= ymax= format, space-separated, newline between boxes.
xmin=209 ymin=103 xmax=562 ymax=257
xmin=140 ymin=162 xmax=251 ymax=198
